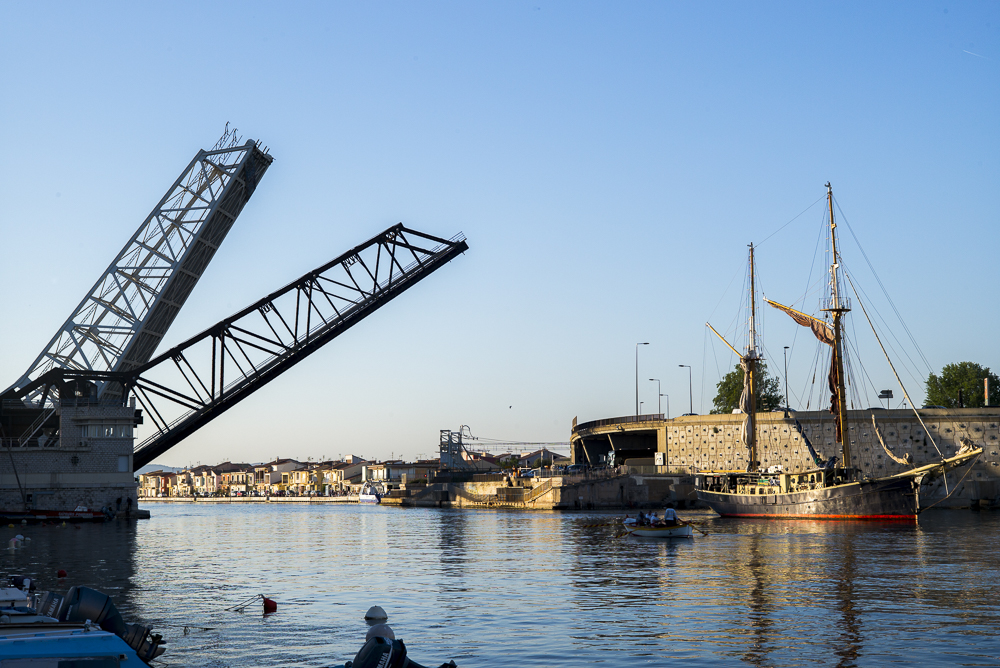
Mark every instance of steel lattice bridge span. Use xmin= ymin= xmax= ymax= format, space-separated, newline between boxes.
xmin=1 ymin=129 xmax=468 ymax=477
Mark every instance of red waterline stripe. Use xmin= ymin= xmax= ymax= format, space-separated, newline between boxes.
xmin=719 ymin=513 xmax=917 ymax=520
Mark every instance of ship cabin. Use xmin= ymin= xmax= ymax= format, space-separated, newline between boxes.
xmin=697 ymin=468 xmax=862 ymax=496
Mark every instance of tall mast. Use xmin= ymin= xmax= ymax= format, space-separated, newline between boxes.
xmin=705 ymin=244 xmax=760 ymax=473
xmin=749 ymin=243 xmax=757 ymax=358
xmin=824 ymin=183 xmax=852 ymax=469
xmin=747 ymin=244 xmax=758 ymax=472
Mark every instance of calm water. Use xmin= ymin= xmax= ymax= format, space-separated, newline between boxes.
xmin=2 ymin=504 xmax=999 ymax=667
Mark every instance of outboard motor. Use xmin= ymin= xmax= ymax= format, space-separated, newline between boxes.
xmin=349 ymin=636 xmax=410 ymax=668
xmin=344 ymin=636 xmax=457 ymax=668
xmin=62 ymin=586 xmax=126 ymax=636
xmin=122 ymin=622 xmax=167 ymax=662
xmin=34 ymin=591 xmax=65 ymax=619
xmin=61 ymin=587 xmax=165 ymax=661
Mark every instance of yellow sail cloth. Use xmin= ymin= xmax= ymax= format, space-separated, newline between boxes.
xmin=765 ymin=299 xmax=834 ymax=347
xmin=767 ymin=298 xmax=841 ymax=443
xmin=872 ymin=414 xmax=912 ymax=465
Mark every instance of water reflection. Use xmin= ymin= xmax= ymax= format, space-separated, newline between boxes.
xmin=436 ymin=509 xmax=468 ymax=580
xmin=833 ymin=530 xmax=861 ymax=668
xmin=1 ymin=506 xmax=998 ymax=667
xmin=0 ymin=520 xmax=139 ymax=617
xmin=741 ymin=533 xmax=774 ymax=667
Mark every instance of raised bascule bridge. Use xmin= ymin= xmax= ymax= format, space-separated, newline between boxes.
xmin=0 ymin=129 xmax=468 ymax=514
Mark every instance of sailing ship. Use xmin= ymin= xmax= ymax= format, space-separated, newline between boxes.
xmin=696 ymin=184 xmax=982 ymax=519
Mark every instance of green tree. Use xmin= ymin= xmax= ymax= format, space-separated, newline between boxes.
xmin=711 ymin=362 xmax=784 ymax=414
xmin=925 ymin=362 xmax=999 ymax=408
xmin=498 ymin=456 xmax=519 ymax=470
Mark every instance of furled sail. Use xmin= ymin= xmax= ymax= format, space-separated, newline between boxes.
xmin=872 ymin=414 xmax=912 ymax=465
xmin=828 ymin=359 xmax=842 ymax=444
xmin=765 ymin=299 xmax=834 ymax=346
xmin=738 ymin=358 xmax=752 ymax=459
xmin=767 ymin=298 xmax=843 ymax=442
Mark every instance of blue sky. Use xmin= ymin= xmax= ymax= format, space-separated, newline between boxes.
xmin=1 ymin=2 xmax=997 ymax=466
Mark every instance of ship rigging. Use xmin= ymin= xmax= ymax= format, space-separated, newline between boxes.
xmin=697 ymin=183 xmax=982 ymax=519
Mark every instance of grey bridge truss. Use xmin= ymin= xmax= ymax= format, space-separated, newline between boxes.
xmin=5 ymin=128 xmax=273 ymax=406
xmin=3 ymin=129 xmax=468 ymax=468
xmin=12 ymin=225 xmax=468 ymax=468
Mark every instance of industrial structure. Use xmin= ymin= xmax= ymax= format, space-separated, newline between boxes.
xmin=0 ymin=130 xmax=468 ymax=515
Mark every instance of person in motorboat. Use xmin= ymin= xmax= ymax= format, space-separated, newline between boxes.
xmin=338 ymin=608 xmax=457 ymax=668
xmin=662 ymin=508 xmax=680 ymax=527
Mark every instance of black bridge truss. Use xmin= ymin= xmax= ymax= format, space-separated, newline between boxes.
xmin=13 ymin=225 xmax=468 ymax=468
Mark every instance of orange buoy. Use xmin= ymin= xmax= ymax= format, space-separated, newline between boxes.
xmin=57 ymin=569 xmax=68 ymax=578
xmin=263 ymin=597 xmax=277 ymax=614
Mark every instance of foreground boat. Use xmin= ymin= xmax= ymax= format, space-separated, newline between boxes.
xmin=0 ymin=624 xmax=153 ymax=666
xmin=0 ymin=578 xmax=165 ymax=665
xmin=697 ymin=184 xmax=981 ymax=520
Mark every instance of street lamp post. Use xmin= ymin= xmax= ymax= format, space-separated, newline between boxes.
xmin=640 ymin=401 xmax=644 ymax=415
xmin=783 ymin=346 xmax=790 ymax=418
xmin=649 ymin=378 xmax=661 ymax=414
xmin=662 ymin=394 xmax=669 ymax=419
xmin=679 ymin=364 xmax=693 ymax=415
xmin=635 ymin=342 xmax=649 ymax=415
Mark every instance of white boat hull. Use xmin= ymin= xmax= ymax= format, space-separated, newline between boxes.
xmin=628 ymin=524 xmax=694 ymax=538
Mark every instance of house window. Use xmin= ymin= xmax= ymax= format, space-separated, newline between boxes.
xmin=84 ymin=424 xmax=133 ymax=438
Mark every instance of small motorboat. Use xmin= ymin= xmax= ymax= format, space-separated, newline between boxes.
xmin=0 ymin=623 xmax=154 ymax=666
xmin=358 ymin=481 xmax=384 ymax=504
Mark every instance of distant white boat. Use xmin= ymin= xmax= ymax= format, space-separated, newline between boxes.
xmin=359 ymin=481 xmax=383 ymax=504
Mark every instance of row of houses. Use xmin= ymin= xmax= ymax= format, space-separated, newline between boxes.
xmin=138 ymin=456 xmax=440 ymax=498
xmin=459 ymin=447 xmax=567 ymax=469
xmin=138 ymin=448 xmax=569 ymax=498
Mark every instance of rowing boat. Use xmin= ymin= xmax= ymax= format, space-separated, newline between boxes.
xmin=628 ymin=524 xmax=694 ymax=538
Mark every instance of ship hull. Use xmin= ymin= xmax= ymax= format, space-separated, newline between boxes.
xmin=697 ymin=476 xmax=917 ymax=519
